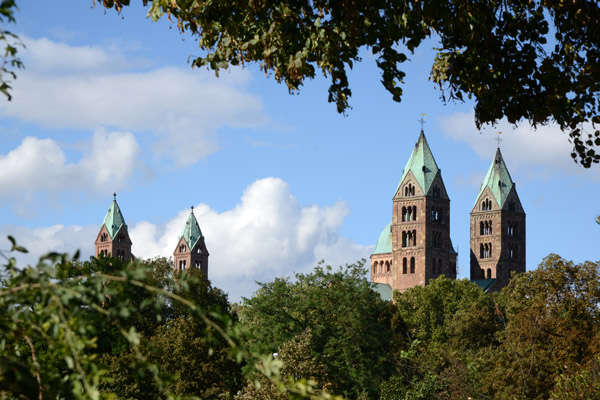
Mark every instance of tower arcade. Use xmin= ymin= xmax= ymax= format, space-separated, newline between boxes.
xmin=371 ymin=130 xmax=457 ymax=292
xmin=94 ymin=193 xmax=133 ymax=261
xmin=172 ymin=207 xmax=209 ymax=277
xmin=470 ymin=148 xmax=526 ymax=290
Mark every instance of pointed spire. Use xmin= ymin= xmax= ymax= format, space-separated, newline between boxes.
xmin=180 ymin=207 xmax=204 ymax=250
xmin=397 ymin=130 xmax=440 ymax=195
xmin=102 ymin=194 xmax=127 ymax=239
xmin=476 ymin=148 xmax=515 ymax=208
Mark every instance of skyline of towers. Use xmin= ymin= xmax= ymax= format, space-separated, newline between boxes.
xmin=371 ymin=129 xmax=525 ymax=293
xmin=94 ymin=195 xmax=210 ymax=277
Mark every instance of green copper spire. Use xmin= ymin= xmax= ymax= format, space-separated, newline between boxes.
xmin=397 ymin=130 xmax=440 ymax=195
xmin=102 ymin=193 xmax=127 ymax=239
xmin=476 ymin=148 xmax=515 ymax=209
xmin=180 ymin=206 xmax=204 ymax=250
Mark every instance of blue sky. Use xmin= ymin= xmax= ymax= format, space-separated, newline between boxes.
xmin=1 ymin=2 xmax=598 ymax=301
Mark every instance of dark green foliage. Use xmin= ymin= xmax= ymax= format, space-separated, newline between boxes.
xmin=103 ymin=0 xmax=600 ymax=167
xmin=0 ymin=0 xmax=23 ymax=101
xmin=239 ymin=261 xmax=395 ymax=399
xmin=485 ymin=254 xmax=600 ymax=400
xmin=387 ymin=277 xmax=498 ymax=400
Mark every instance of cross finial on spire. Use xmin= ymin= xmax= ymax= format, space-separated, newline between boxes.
xmin=113 ymin=192 xmax=116 ymax=200
xmin=495 ymin=131 xmax=503 ymax=148
xmin=418 ymin=113 xmax=426 ymax=131
xmin=191 ymin=205 xmax=194 ymax=213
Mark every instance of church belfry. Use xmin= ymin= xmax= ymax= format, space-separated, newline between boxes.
xmin=173 ymin=207 xmax=209 ymax=277
xmin=371 ymin=130 xmax=457 ymax=292
xmin=94 ymin=193 xmax=133 ymax=261
xmin=470 ymin=148 xmax=526 ymax=290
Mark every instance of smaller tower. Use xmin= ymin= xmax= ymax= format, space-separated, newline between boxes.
xmin=173 ymin=206 xmax=209 ymax=277
xmin=470 ymin=148 xmax=526 ymax=290
xmin=95 ymin=193 xmax=133 ymax=261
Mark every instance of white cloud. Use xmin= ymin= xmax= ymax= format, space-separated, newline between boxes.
xmin=0 ymin=36 xmax=268 ymax=166
xmin=439 ymin=111 xmax=600 ymax=181
xmin=0 ymin=178 xmax=371 ymax=301
xmin=0 ymin=224 xmax=97 ymax=267
xmin=0 ymin=128 xmax=140 ymax=201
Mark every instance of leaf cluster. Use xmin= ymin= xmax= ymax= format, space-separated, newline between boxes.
xmin=100 ymin=0 xmax=600 ymax=167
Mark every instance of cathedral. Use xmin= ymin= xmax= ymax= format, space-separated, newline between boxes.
xmin=370 ymin=129 xmax=525 ymax=293
xmin=94 ymin=194 xmax=210 ymax=277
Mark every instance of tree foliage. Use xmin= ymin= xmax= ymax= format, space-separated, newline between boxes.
xmin=0 ymin=0 xmax=23 ymax=101
xmin=0 ymin=238 xmax=339 ymax=400
xmin=488 ymin=254 xmax=600 ymax=399
xmin=239 ymin=261 xmax=395 ymax=399
xmin=97 ymin=0 xmax=600 ymax=167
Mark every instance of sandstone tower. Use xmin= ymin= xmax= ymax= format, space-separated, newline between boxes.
xmin=173 ymin=207 xmax=209 ymax=277
xmin=94 ymin=193 xmax=133 ymax=261
xmin=470 ymin=148 xmax=526 ymax=290
xmin=371 ymin=130 xmax=457 ymax=292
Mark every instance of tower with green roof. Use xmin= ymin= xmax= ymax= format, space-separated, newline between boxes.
xmin=371 ymin=129 xmax=457 ymax=293
xmin=470 ymin=147 xmax=525 ymax=290
xmin=173 ymin=206 xmax=209 ymax=277
xmin=94 ymin=193 xmax=133 ymax=261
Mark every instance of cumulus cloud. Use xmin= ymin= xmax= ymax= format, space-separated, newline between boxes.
xmin=0 ymin=128 xmax=140 ymax=201
xmin=439 ymin=111 xmax=600 ymax=181
xmin=0 ymin=36 xmax=267 ymax=166
xmin=0 ymin=178 xmax=371 ymax=301
xmin=0 ymin=224 xmax=97 ymax=267
xmin=130 ymin=177 xmax=371 ymax=299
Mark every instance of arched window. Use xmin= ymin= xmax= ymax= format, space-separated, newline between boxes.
xmin=407 ymin=206 xmax=413 ymax=221
xmin=489 ymin=221 xmax=493 ymax=235
xmin=179 ymin=244 xmax=186 ymax=253
xmin=410 ymin=257 xmax=415 ymax=274
xmin=480 ymin=243 xmax=484 ymax=258
xmin=372 ymin=262 xmax=378 ymax=274
xmin=402 ymin=258 xmax=407 ymax=274
xmin=402 ymin=206 xmax=407 ymax=222
xmin=101 ymin=232 xmax=108 ymax=242
xmin=385 ymin=261 xmax=390 ymax=273
xmin=480 ymin=221 xmax=484 ymax=235
xmin=412 ymin=206 xmax=417 ymax=221
xmin=196 ymin=260 xmax=202 ymax=269
xmin=402 ymin=231 xmax=407 ymax=247
xmin=486 ymin=268 xmax=492 ymax=279
xmin=412 ymin=230 xmax=417 ymax=246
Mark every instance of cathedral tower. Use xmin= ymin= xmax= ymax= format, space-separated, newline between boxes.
xmin=470 ymin=148 xmax=526 ymax=290
xmin=173 ymin=207 xmax=209 ymax=277
xmin=94 ymin=193 xmax=133 ymax=261
xmin=371 ymin=130 xmax=457 ymax=292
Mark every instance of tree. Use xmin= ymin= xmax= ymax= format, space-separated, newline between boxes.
xmin=382 ymin=277 xmax=498 ymax=400
xmin=98 ymin=0 xmax=600 ymax=167
xmin=488 ymin=254 xmax=600 ymax=400
xmin=239 ymin=261 xmax=395 ymax=399
xmin=0 ymin=0 xmax=23 ymax=101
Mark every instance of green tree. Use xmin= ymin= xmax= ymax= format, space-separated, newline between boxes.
xmin=235 ymin=329 xmax=334 ymax=400
xmin=100 ymin=264 xmax=243 ymax=399
xmin=99 ymin=0 xmax=600 ymax=167
xmin=239 ymin=261 xmax=395 ymax=399
xmin=0 ymin=0 xmax=23 ymax=101
xmin=383 ymin=277 xmax=498 ymax=400
xmin=487 ymin=254 xmax=600 ymax=400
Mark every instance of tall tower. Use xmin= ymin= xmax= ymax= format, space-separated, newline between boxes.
xmin=470 ymin=148 xmax=526 ymax=290
xmin=94 ymin=193 xmax=133 ymax=261
xmin=173 ymin=207 xmax=209 ymax=277
xmin=371 ymin=130 xmax=457 ymax=292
